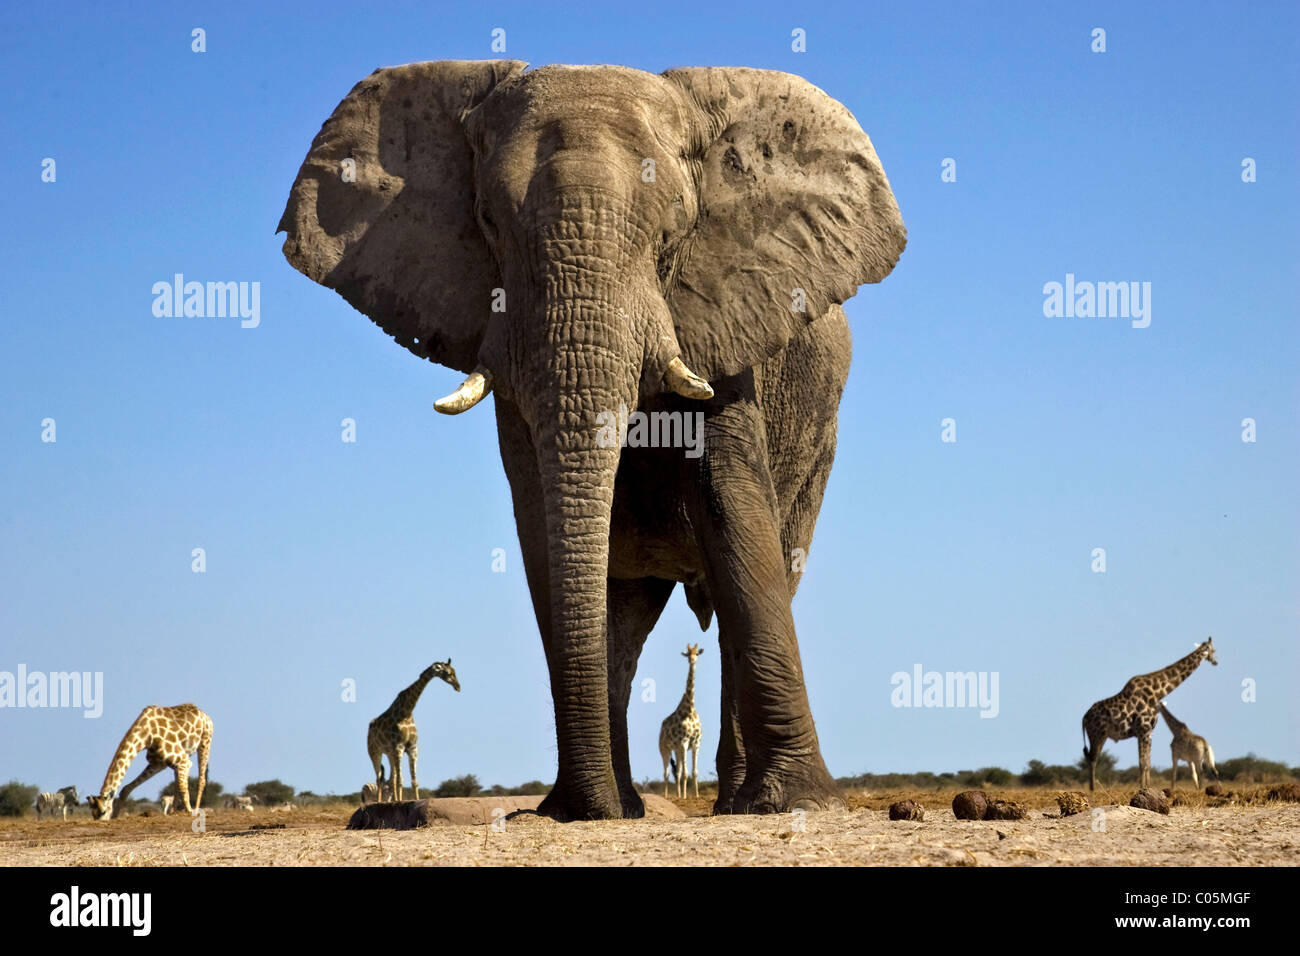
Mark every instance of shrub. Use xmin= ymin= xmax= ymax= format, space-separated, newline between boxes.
xmin=245 ymin=779 xmax=295 ymax=805
xmin=0 ymin=781 xmax=39 ymax=817
xmin=434 ymin=774 xmax=481 ymax=798
xmin=1020 ymin=760 xmax=1086 ymax=786
xmin=1216 ymin=753 xmax=1293 ymax=783
xmin=985 ymin=767 xmax=1015 ymax=786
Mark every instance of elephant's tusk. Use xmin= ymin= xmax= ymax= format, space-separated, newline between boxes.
xmin=433 ymin=366 xmax=493 ymax=414
xmin=663 ymin=357 xmax=714 ymax=400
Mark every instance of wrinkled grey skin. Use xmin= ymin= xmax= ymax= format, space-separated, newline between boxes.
xmin=279 ymin=61 xmax=906 ymax=820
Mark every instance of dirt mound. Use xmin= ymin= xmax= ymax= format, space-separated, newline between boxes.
xmin=347 ymin=795 xmax=685 ymax=829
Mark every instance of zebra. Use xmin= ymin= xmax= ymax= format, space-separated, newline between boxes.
xmin=361 ymin=780 xmax=393 ymax=804
xmin=35 ymin=785 xmax=78 ymax=820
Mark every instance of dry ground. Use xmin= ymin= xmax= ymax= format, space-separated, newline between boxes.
xmin=1 ymin=786 xmax=1295 ymax=866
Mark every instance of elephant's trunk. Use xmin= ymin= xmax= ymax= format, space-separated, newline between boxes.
xmin=513 ymin=190 xmax=678 ymax=816
xmin=528 ymin=282 xmax=642 ymax=816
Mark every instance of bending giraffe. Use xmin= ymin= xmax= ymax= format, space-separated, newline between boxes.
xmin=659 ymin=644 xmax=703 ymax=799
xmin=87 ymin=704 xmax=213 ymax=819
xmin=367 ymin=660 xmax=460 ymax=802
xmin=1160 ymin=703 xmax=1219 ymax=790
xmin=1081 ymin=638 xmax=1218 ymax=790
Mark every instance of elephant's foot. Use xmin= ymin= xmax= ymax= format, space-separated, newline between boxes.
xmin=732 ymin=759 xmax=844 ymax=815
xmin=618 ymin=788 xmax=645 ymax=819
xmin=712 ymin=776 xmax=743 ymax=815
xmin=536 ymin=777 xmax=625 ymax=822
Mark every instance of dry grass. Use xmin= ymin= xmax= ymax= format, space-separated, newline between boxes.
xmin=1 ymin=785 xmax=1295 ymax=866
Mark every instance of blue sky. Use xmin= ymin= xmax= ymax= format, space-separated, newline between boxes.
xmin=1 ymin=1 xmax=1296 ymax=799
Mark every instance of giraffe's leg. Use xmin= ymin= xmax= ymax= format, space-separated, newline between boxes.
xmin=1138 ymin=733 xmax=1151 ymax=790
xmin=684 ymin=375 xmax=840 ymax=814
xmin=691 ymin=744 xmax=700 ymax=799
xmin=1189 ymin=757 xmax=1199 ymax=790
xmin=660 ymin=740 xmax=671 ymax=798
xmin=1085 ymin=730 xmax=1106 ymax=791
xmin=607 ymin=576 xmax=675 ymax=818
xmin=390 ymin=749 xmax=404 ymax=802
xmin=116 ymin=760 xmax=167 ymax=818
xmin=677 ymin=744 xmax=688 ymax=799
xmin=408 ymin=745 xmax=419 ymax=802
xmin=174 ymin=757 xmax=193 ymax=812
xmin=369 ymin=741 xmax=386 ymax=802
xmin=1170 ymin=749 xmax=1178 ymax=790
xmin=194 ymin=728 xmax=211 ymax=810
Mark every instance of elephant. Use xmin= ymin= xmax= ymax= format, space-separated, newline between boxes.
xmin=278 ymin=60 xmax=905 ymax=819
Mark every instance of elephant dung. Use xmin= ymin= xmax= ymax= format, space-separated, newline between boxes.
xmin=983 ymin=799 xmax=1028 ymax=821
xmin=1055 ymin=791 xmax=1090 ymax=817
xmin=1129 ymin=788 xmax=1171 ymax=814
xmin=887 ymin=799 xmax=924 ymax=821
xmin=1266 ymin=783 xmax=1300 ymax=803
xmin=951 ymin=790 xmax=989 ymax=821
xmin=1204 ymin=783 xmax=1224 ymax=797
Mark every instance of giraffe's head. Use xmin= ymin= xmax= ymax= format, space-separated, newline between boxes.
xmin=1201 ymin=637 xmax=1218 ymax=666
xmin=426 ymin=658 xmax=460 ymax=692
xmin=86 ymin=793 xmax=114 ymax=820
xmin=682 ymin=643 xmax=703 ymax=664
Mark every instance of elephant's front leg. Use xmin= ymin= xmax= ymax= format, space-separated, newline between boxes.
xmin=713 ymin=640 xmax=747 ymax=813
xmin=688 ymin=376 xmax=842 ymax=814
xmin=606 ymin=576 xmax=675 ymax=818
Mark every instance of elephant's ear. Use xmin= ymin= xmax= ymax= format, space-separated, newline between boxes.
xmin=662 ymin=67 xmax=906 ymax=380
xmin=278 ymin=60 xmax=527 ymax=373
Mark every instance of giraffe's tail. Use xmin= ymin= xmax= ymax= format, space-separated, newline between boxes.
xmin=1081 ymin=718 xmax=1095 ymax=764
xmin=669 ymin=754 xmax=678 ymax=783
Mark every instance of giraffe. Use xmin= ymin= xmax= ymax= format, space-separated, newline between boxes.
xmin=367 ymin=659 xmax=460 ymax=802
xmin=1081 ymin=638 xmax=1218 ymax=790
xmin=659 ymin=644 xmax=704 ymax=799
xmin=86 ymin=703 xmax=213 ymax=819
xmin=1160 ymin=704 xmax=1219 ymax=790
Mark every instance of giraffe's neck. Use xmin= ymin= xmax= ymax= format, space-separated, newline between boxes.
xmin=1159 ymin=704 xmax=1187 ymax=732
xmin=1153 ymin=646 xmax=1207 ymax=694
xmin=100 ymin=728 xmax=144 ymax=796
xmin=676 ymin=661 xmax=697 ymax=715
xmin=386 ymin=672 xmax=434 ymax=721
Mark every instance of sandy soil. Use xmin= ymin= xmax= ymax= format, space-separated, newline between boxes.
xmin=2 ymin=787 xmax=1295 ymax=866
